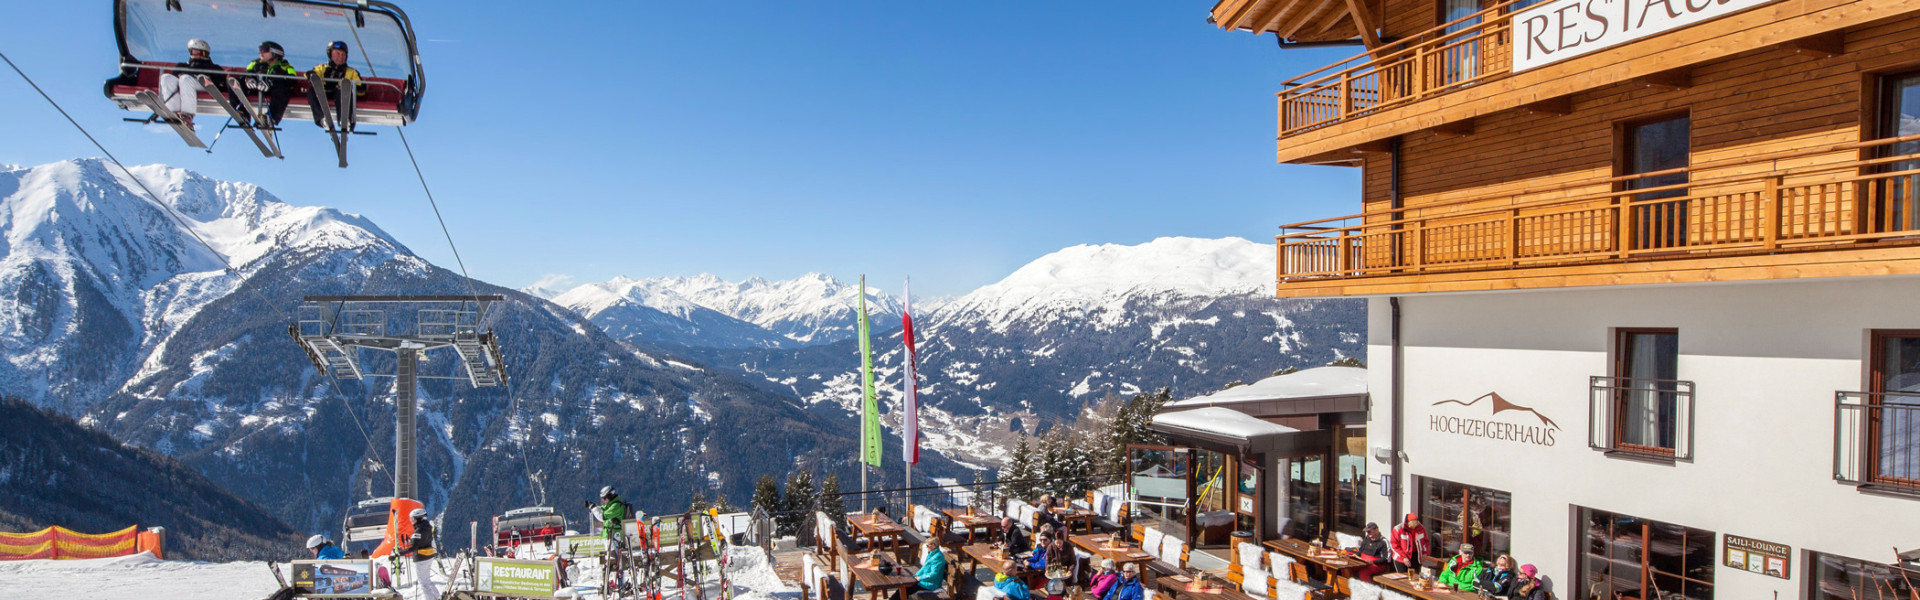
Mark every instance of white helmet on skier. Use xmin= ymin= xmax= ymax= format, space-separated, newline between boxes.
xmin=601 ymin=486 xmax=617 ymax=499
xmin=306 ymin=534 xmax=327 ymax=550
xmin=410 ymin=507 xmax=428 ymax=521
xmin=187 ymin=39 xmax=210 ymax=54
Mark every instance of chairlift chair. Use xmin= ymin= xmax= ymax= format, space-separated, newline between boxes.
xmin=104 ymin=0 xmax=425 ymax=166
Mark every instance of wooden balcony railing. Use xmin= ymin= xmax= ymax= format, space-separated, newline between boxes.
xmin=1276 ymin=134 xmax=1920 ymax=284
xmin=1278 ymin=0 xmax=1524 ymax=137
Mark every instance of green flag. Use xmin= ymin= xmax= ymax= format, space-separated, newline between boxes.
xmin=859 ymin=276 xmax=883 ymax=467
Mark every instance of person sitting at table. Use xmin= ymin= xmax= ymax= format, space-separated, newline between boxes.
xmin=996 ymin=517 xmax=1032 ymax=555
xmin=1351 ymin=522 xmax=1392 ymax=582
xmin=1088 ymin=559 xmax=1121 ymax=600
xmin=980 ymin=561 xmax=1034 ymax=600
xmin=1034 ymin=494 xmax=1065 ymax=531
xmin=1436 ymin=543 xmax=1485 ymax=591
xmin=1039 ymin=532 xmax=1072 ymax=595
xmin=1100 ymin=563 xmax=1145 ymax=600
xmin=910 ymin=538 xmax=949 ymax=600
xmin=1025 ymin=532 xmax=1054 ymax=580
xmin=1511 ymin=564 xmax=1553 ymax=600
xmin=1475 ymin=554 xmax=1517 ymax=597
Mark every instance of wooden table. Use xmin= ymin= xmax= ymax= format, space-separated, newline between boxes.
xmin=959 ymin=543 xmax=1035 ymax=578
xmin=1372 ymin=572 xmax=1480 ymax=600
xmin=848 ymin=554 xmax=924 ymax=600
xmin=1263 ymin=538 xmax=1366 ymax=581
xmin=1050 ymin=507 xmax=1097 ymax=534
xmin=1154 ymin=575 xmax=1253 ymax=600
xmin=850 ymin=513 xmax=907 ymax=552
xmin=1068 ymin=534 xmax=1157 ymax=567
xmin=943 ymin=508 xmax=1001 ymax=543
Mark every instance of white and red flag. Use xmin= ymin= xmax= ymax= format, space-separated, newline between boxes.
xmin=901 ymin=279 xmax=921 ymax=465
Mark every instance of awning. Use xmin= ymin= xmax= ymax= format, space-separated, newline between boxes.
xmin=1149 ymin=407 xmax=1331 ymax=457
xmin=1164 ymin=366 xmax=1367 ymax=418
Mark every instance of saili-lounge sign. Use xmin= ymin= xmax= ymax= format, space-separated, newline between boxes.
xmin=1512 ymin=0 xmax=1781 ymax=72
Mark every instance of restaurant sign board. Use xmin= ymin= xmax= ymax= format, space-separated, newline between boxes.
xmin=477 ymin=557 xmax=560 ymax=597
xmin=1723 ymin=535 xmax=1790 ymax=579
xmin=1512 ymin=0 xmax=1781 ymax=72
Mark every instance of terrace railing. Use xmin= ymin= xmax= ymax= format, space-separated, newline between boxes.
xmin=1590 ymin=376 xmax=1695 ymax=461
xmin=1835 ymin=391 xmax=1920 ymax=496
xmin=763 ymin=471 xmax=1128 ymax=549
xmin=1278 ymin=0 xmax=1524 ymax=137
xmin=1276 ymin=134 xmax=1920 ymax=284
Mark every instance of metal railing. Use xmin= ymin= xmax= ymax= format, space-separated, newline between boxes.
xmin=1277 ymin=0 xmax=1524 ymax=137
xmin=1590 ymin=376 xmax=1695 ymax=461
xmin=1276 ymin=135 xmax=1920 ymax=284
xmin=1835 ymin=391 xmax=1920 ymax=495
xmin=761 ymin=471 xmax=1128 ymax=550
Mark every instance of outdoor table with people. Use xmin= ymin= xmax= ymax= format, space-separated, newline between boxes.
xmin=1048 ymin=505 xmax=1098 ymax=534
xmin=851 ymin=510 xmax=908 ymax=552
xmin=960 ymin=542 xmax=1035 ymax=577
xmin=1373 ymin=572 xmax=1481 ymax=600
xmin=1263 ymin=537 xmax=1365 ymax=581
xmin=1069 ymin=533 xmax=1157 ymax=567
xmin=849 ymin=550 xmax=925 ymax=600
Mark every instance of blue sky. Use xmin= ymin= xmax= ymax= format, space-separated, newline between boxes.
xmin=0 ymin=2 xmax=1360 ymax=297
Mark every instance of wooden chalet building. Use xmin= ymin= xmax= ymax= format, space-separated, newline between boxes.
xmin=1206 ymin=0 xmax=1920 ymax=596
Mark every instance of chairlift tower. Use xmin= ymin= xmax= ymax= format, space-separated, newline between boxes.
xmin=290 ymin=295 xmax=507 ymax=501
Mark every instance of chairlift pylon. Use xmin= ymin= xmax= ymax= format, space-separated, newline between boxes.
xmin=104 ymin=0 xmax=426 ymax=167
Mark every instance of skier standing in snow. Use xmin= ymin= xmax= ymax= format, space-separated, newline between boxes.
xmin=306 ymin=534 xmax=346 ymax=559
xmin=397 ymin=508 xmax=440 ymax=600
xmin=594 ymin=486 xmax=635 ymax=542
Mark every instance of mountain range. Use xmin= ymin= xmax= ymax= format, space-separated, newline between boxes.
xmin=0 ymin=159 xmax=1363 ymax=550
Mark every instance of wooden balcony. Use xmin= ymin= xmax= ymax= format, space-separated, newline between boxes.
xmin=1278 ymin=0 xmax=1517 ymax=138
xmin=1273 ymin=136 xmax=1920 ymax=297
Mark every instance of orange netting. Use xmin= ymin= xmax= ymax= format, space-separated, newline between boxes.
xmin=0 ymin=526 xmax=140 ymax=560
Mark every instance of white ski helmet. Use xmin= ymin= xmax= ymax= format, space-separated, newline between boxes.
xmin=306 ymin=534 xmax=327 ymax=550
xmin=410 ymin=507 xmax=428 ymax=520
xmin=187 ymin=39 xmax=210 ymax=53
xmin=600 ymin=486 xmax=616 ymax=499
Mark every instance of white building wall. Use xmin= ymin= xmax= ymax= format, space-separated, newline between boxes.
xmin=1362 ymin=275 xmax=1920 ymax=599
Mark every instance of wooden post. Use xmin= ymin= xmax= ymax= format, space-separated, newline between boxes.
xmin=1507 ymin=209 xmax=1520 ymax=266
xmin=1411 ymin=222 xmax=1426 ymax=270
xmin=1339 ymin=72 xmax=1353 ymax=121
xmin=1763 ymin=176 xmax=1781 ymax=251
xmin=1338 ymin=232 xmax=1351 ymax=276
xmin=1617 ymin=194 xmax=1633 ymax=258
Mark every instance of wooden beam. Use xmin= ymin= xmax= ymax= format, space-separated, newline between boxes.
xmin=1279 ymin=0 xmax=1340 ymax=39
xmin=1304 ymin=5 xmax=1356 ymax=39
xmin=1429 ymin=118 xmax=1474 ymax=137
xmin=1253 ymin=0 xmax=1305 ymax=35
xmin=1349 ymin=139 xmax=1394 ymax=153
xmin=1216 ymin=0 xmax=1264 ymax=30
xmin=1520 ymin=96 xmax=1573 ymax=116
xmin=1785 ymin=30 xmax=1846 ymax=57
xmin=1342 ymin=0 xmax=1381 ymax=49
xmin=1636 ymin=68 xmax=1692 ymax=90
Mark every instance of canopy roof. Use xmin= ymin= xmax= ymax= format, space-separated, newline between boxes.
xmin=1209 ymin=0 xmax=1374 ymax=43
xmin=1149 ymin=407 xmax=1330 ymax=457
xmin=1165 ymin=366 xmax=1367 ymax=417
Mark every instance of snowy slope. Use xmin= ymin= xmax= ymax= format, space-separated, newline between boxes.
xmin=550 ymin=277 xmax=793 ymax=349
xmin=935 ymin=237 xmax=1274 ymax=331
xmin=547 ymin=273 xmax=900 ymax=347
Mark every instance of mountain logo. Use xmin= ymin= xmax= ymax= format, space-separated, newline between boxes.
xmin=1429 ymin=392 xmax=1560 ymax=446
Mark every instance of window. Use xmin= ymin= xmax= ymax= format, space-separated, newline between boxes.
xmin=1873 ymin=71 xmax=1920 ymax=233
xmin=1128 ymin=445 xmax=1191 ymax=537
xmin=1440 ymin=0 xmax=1483 ymax=83
xmin=1869 ymin=330 xmax=1920 ymax=484
xmin=1416 ymin=477 xmax=1511 ymax=558
xmin=1577 ymin=508 xmax=1715 ymax=600
xmin=1283 ymin=454 xmax=1326 ymax=540
xmin=1807 ymin=552 xmax=1916 ymax=600
xmin=1333 ymin=425 xmax=1368 ymax=538
xmin=1614 ymin=328 xmax=1683 ymax=455
xmin=1623 ymin=115 xmax=1692 ymax=249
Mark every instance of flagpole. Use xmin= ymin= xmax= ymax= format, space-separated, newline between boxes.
xmin=859 ymin=276 xmax=869 ymax=512
xmin=903 ymin=277 xmax=913 ymax=513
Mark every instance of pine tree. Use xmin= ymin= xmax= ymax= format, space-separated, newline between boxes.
xmin=690 ymin=491 xmax=710 ymax=513
xmin=778 ymin=470 xmax=816 ymax=535
xmin=711 ymin=494 xmax=737 ymax=514
xmin=751 ymin=475 xmax=780 ymax=517
xmin=1004 ymin=438 xmax=1036 ymax=501
xmin=818 ymin=472 xmax=847 ymax=527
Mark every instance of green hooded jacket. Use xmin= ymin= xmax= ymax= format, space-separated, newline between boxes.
xmin=1438 ymin=555 xmax=1484 ymax=591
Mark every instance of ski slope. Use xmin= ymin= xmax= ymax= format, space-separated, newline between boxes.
xmin=0 ymin=546 xmax=798 ymax=600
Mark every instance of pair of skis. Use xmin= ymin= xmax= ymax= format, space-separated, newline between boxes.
xmin=131 ymin=77 xmax=281 ymax=159
xmin=303 ymin=71 xmax=356 ymax=168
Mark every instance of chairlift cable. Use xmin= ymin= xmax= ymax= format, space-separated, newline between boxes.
xmin=1 ymin=49 xmax=292 ymax=324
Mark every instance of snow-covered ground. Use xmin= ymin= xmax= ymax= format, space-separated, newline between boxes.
xmin=0 ymin=546 xmax=798 ymax=600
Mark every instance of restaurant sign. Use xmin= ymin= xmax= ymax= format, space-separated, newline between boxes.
xmin=1429 ymin=392 xmax=1561 ymax=447
xmin=1512 ymin=0 xmax=1781 ymax=72
xmin=477 ymin=558 xmax=560 ymax=597
xmin=1723 ymin=535 xmax=1790 ymax=579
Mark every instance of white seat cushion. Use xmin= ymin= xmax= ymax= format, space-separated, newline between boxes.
xmin=1142 ymin=528 xmax=1165 ymax=557
xmin=1237 ymin=542 xmax=1265 ymax=571
xmin=1158 ymin=540 xmax=1183 ymax=566
xmin=1335 ymin=532 xmax=1361 ymax=549
xmin=1380 ymin=590 xmax=1416 ymax=600
xmin=1271 ymin=580 xmax=1313 ymax=600
xmin=1347 ymin=579 xmax=1384 ymax=600
xmin=1241 ymin=567 xmax=1271 ymax=597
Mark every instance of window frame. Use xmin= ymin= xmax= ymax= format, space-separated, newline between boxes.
xmin=1413 ymin=476 xmax=1511 ymax=559
xmin=1576 ymin=507 xmax=1716 ymax=600
xmin=1615 ymin=111 xmax=1694 ymax=250
xmin=1866 ymin=329 xmax=1920 ymax=485
xmin=1612 ymin=328 xmax=1682 ymax=456
xmin=1804 ymin=550 xmax=1918 ymax=600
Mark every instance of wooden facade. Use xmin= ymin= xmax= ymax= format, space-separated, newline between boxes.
xmin=1214 ymin=0 xmax=1920 ymax=297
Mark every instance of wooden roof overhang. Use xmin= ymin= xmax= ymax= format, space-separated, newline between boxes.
xmin=1209 ymin=0 xmax=1379 ymax=46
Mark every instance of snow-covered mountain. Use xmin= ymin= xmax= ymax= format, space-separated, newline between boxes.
xmin=542 ymin=273 xmax=901 ymax=348
xmin=0 ymin=159 xmax=897 ymax=537
xmin=679 ymin=237 xmax=1364 ymax=468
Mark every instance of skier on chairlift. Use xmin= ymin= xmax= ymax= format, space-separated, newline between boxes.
xmin=156 ymin=38 xmax=234 ymax=130
xmin=241 ymin=41 xmax=297 ymax=126
xmin=311 ymin=41 xmax=364 ymax=132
